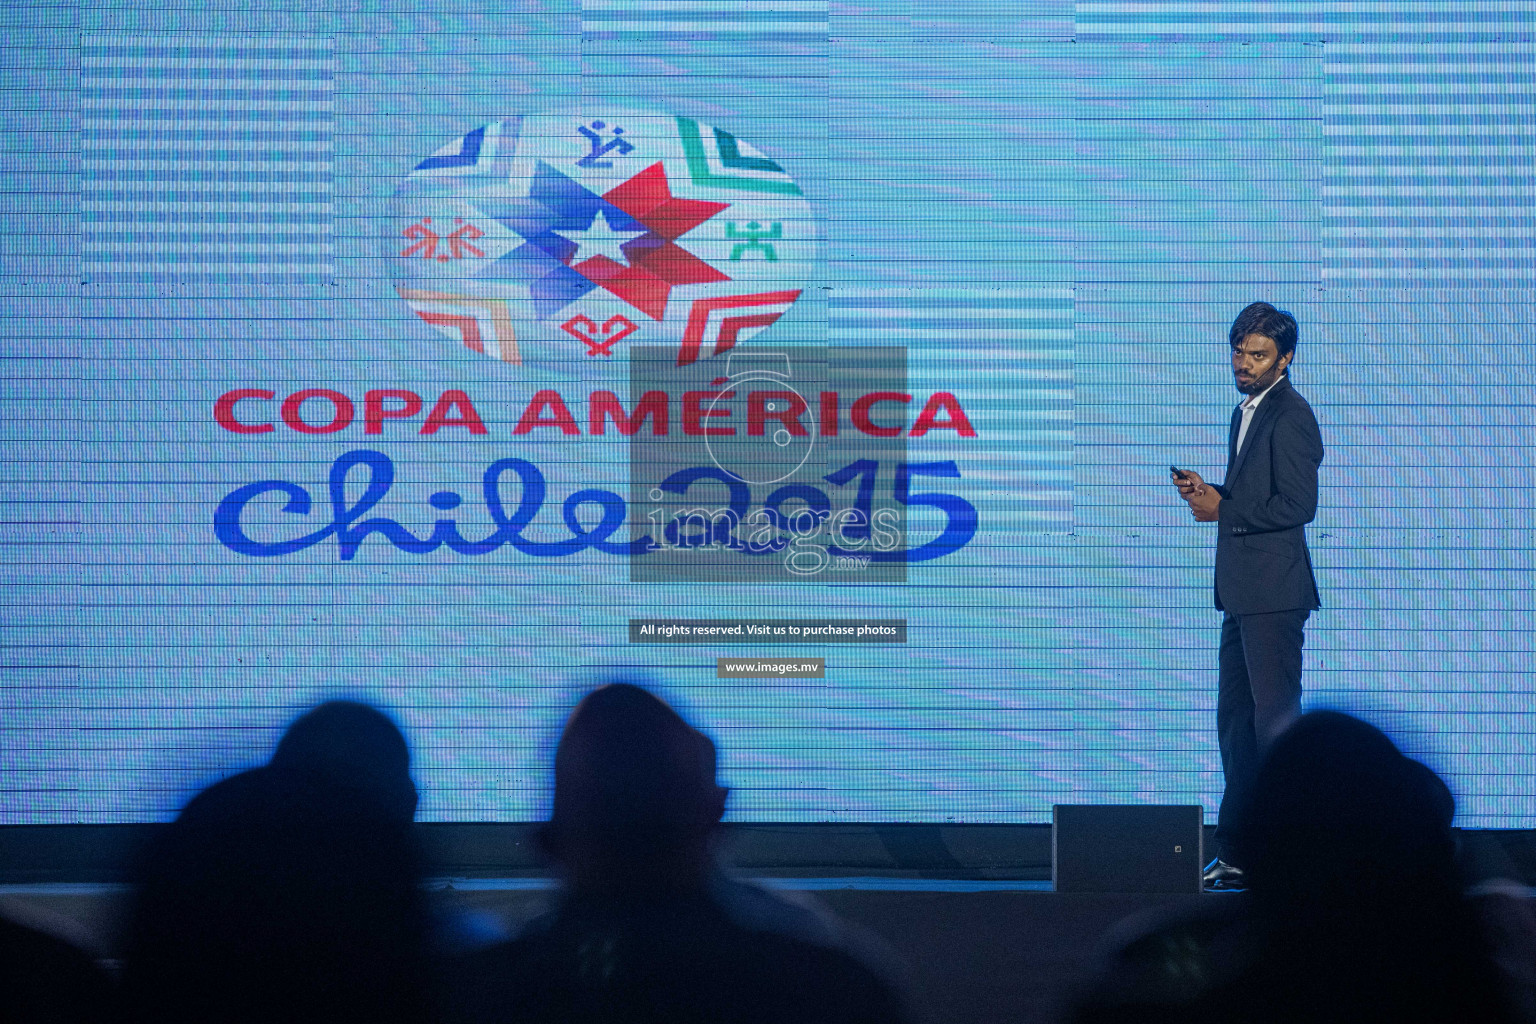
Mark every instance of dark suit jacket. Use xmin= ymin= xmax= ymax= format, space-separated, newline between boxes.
xmin=1212 ymin=376 xmax=1323 ymax=615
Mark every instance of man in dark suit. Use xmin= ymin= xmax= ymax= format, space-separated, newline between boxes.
xmin=1172 ymin=302 xmax=1323 ymax=890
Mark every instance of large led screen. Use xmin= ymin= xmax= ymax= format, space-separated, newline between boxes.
xmin=3 ymin=1 xmax=1533 ymax=826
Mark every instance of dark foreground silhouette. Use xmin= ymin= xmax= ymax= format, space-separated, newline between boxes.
xmin=1071 ymin=710 xmax=1525 ymax=1024
xmin=446 ymin=683 xmax=916 ymax=1024
xmin=0 ymin=911 xmax=113 ymax=1023
xmin=120 ymin=700 xmax=430 ymax=1024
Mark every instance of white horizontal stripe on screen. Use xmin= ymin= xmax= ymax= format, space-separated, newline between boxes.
xmin=582 ymin=0 xmax=826 ymax=9
xmin=1327 ymin=165 xmax=1536 ymax=175
xmin=1325 ymin=125 xmax=1536 ymax=137
xmin=80 ymin=66 xmax=334 ymax=78
xmin=82 ymin=59 xmax=334 ymax=72
xmin=82 ymin=161 xmax=334 ymax=173
xmin=77 ymin=122 xmax=333 ymax=134
xmin=828 ymin=308 xmax=1074 ymax=320
xmin=83 ymin=263 xmax=335 ymax=275
xmin=82 ymin=243 xmax=335 ymax=255
xmin=1320 ymin=267 xmax=1536 ymax=278
xmin=830 ymin=287 xmax=1073 ymax=299
xmin=1326 ymin=103 xmax=1536 ymax=114
xmin=1328 ymin=84 xmax=1536 ymax=96
xmin=1322 ymin=205 xmax=1535 ymax=217
xmin=82 ymin=202 xmax=334 ymax=213
xmin=1081 ymin=1 xmax=1528 ymax=9
xmin=82 ymin=32 xmax=330 ymax=41
xmin=81 ymin=172 xmax=333 ymax=185
xmin=1083 ymin=24 xmax=1525 ymax=35
xmin=1321 ymin=186 xmax=1536 ymax=196
xmin=1327 ymin=43 xmax=1536 ymax=55
xmin=824 ymin=330 xmax=1074 ymax=342
xmin=1325 ymin=247 xmax=1536 ymax=257
xmin=1328 ymin=147 xmax=1536 ymax=156
xmin=81 ymin=223 xmax=331 ymax=235
xmin=79 ymin=99 xmax=336 ymax=113
xmin=580 ymin=20 xmax=826 ymax=31
xmin=79 ymin=81 xmax=334 ymax=95
xmin=1321 ymin=226 xmax=1536 ymax=238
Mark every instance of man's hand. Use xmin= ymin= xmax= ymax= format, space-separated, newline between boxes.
xmin=1172 ymin=468 xmax=1222 ymax=522
xmin=1187 ymin=486 xmax=1221 ymax=521
xmin=1171 ymin=468 xmax=1205 ymax=500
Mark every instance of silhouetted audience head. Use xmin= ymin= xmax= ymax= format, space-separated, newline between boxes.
xmin=121 ymin=700 xmax=428 ymax=1024
xmin=1071 ymin=711 xmax=1523 ymax=1024
xmin=1238 ymin=709 xmax=1455 ymax=896
xmin=445 ymin=683 xmax=916 ymax=1024
xmin=271 ymin=699 xmax=418 ymax=821
xmin=541 ymin=682 xmax=727 ymax=891
xmin=1226 ymin=710 xmax=1517 ymax=1023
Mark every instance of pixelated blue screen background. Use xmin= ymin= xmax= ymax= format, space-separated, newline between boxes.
xmin=3 ymin=1 xmax=1533 ymax=825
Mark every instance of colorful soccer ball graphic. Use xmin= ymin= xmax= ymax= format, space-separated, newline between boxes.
xmin=387 ymin=110 xmax=815 ymax=374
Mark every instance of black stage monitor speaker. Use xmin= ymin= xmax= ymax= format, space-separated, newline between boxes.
xmin=1052 ymin=804 xmax=1204 ymax=893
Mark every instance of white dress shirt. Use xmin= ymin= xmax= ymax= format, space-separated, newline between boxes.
xmin=1234 ymin=375 xmax=1284 ymax=458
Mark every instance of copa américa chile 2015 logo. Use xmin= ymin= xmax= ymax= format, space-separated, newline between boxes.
xmin=213 ymin=108 xmax=978 ymax=570
xmin=388 ymin=110 xmax=813 ymax=370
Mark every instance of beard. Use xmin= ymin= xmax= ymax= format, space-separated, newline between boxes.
xmin=1235 ymin=365 xmax=1282 ymax=395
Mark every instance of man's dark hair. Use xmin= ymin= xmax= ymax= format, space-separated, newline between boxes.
xmin=1229 ymin=301 xmax=1299 ymax=372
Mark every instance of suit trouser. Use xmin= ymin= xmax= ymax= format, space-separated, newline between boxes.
xmin=1214 ymin=607 xmax=1310 ymax=862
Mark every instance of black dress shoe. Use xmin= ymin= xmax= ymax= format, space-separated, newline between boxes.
xmin=1203 ymin=858 xmax=1248 ymax=890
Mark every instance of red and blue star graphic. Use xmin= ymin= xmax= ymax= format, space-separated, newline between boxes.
xmin=479 ymin=161 xmax=731 ymax=321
